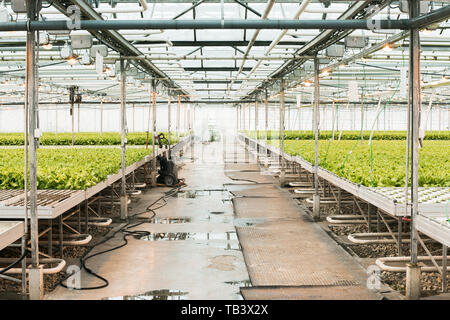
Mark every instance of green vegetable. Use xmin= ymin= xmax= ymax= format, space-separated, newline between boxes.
xmin=270 ymin=139 xmax=450 ymax=187
xmin=0 ymin=132 xmax=184 ymax=146
xmin=0 ymin=147 xmax=153 ymax=190
xmin=242 ymin=130 xmax=450 ymax=141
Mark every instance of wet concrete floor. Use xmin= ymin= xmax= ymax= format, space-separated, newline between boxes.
xmin=46 ymin=137 xmax=251 ymax=300
xmin=46 ymin=135 xmax=381 ymax=300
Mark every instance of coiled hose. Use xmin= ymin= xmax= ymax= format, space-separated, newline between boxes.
xmin=59 ymin=185 xmax=184 ymax=290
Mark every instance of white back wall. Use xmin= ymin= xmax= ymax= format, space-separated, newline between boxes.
xmin=0 ymin=104 xmax=449 ymax=133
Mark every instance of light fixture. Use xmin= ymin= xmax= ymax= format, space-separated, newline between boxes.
xmin=320 ymin=69 xmax=330 ymax=77
xmin=303 ymin=80 xmax=312 ymax=87
xmin=67 ymin=55 xmax=78 ymax=65
xmin=81 ymin=52 xmax=92 ymax=65
xmin=383 ymin=43 xmax=393 ymax=52
xmin=60 ymin=43 xmax=73 ymax=59
xmin=42 ymin=42 xmax=53 ymax=50
xmin=442 ymin=75 xmax=448 ymax=80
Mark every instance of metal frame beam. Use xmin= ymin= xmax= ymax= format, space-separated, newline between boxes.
xmin=244 ymin=0 xmax=389 ymax=99
xmin=409 ymin=4 xmax=450 ymax=29
xmin=232 ymin=0 xmax=262 ymax=17
xmin=0 ymin=19 xmax=410 ymax=31
xmin=50 ymin=0 xmax=189 ymax=97
xmin=172 ymin=0 xmax=207 ymax=20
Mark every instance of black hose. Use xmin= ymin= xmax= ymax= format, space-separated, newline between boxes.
xmin=227 ymin=176 xmax=259 ymax=184
xmin=0 ymin=251 xmax=27 ymax=275
xmin=59 ymin=185 xmax=183 ymax=290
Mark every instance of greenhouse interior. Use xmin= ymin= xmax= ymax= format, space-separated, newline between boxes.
xmin=0 ymin=0 xmax=449 ymax=304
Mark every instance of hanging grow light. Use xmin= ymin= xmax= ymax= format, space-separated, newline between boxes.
xmin=320 ymin=69 xmax=330 ymax=77
xmin=382 ymin=43 xmax=393 ymax=52
xmin=67 ymin=55 xmax=78 ymax=65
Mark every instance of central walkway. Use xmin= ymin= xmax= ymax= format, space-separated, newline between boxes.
xmin=47 ymin=137 xmax=250 ymax=300
xmin=223 ymin=136 xmax=380 ymax=300
xmin=47 ymin=135 xmax=380 ymax=300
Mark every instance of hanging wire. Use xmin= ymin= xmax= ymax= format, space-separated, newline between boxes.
xmin=339 ymin=63 xmax=366 ymax=174
xmin=368 ymin=81 xmax=400 ymax=186
xmin=367 ymin=40 xmax=407 ymax=186
xmin=322 ymin=68 xmax=340 ymax=167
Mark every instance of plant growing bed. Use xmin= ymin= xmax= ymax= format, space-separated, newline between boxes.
xmin=0 ymin=132 xmax=184 ymax=146
xmin=0 ymin=147 xmax=153 ymax=190
xmin=269 ymin=139 xmax=449 ymax=188
xmin=242 ymin=130 xmax=450 ymax=141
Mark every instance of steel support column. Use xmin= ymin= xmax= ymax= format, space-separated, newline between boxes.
xmin=443 ymin=245 xmax=448 ymax=293
xmin=192 ymin=104 xmax=196 ymax=135
xmin=287 ymin=104 xmax=290 ymax=132
xmin=298 ymin=94 xmax=302 ymax=132
xmin=248 ymin=103 xmax=251 ymax=132
xmin=279 ymin=80 xmax=285 ymax=186
xmin=120 ymin=59 xmax=128 ymax=220
xmin=168 ymin=97 xmax=171 ymax=148
xmin=236 ymin=105 xmax=239 ymax=132
xmin=176 ymin=95 xmax=180 ymax=139
xmin=313 ymin=57 xmax=320 ymax=219
xmin=331 ymin=100 xmax=336 ymax=140
xmin=183 ymin=104 xmax=187 ymax=133
xmin=264 ymin=93 xmax=269 ymax=159
xmin=22 ymin=87 xmax=29 ymax=294
xmin=360 ymin=94 xmax=364 ymax=144
xmin=406 ymin=0 xmax=422 ymax=300
xmin=255 ymin=100 xmax=259 ymax=156
xmin=100 ymin=99 xmax=103 ymax=135
xmin=189 ymin=105 xmax=192 ymax=133
xmin=132 ymin=103 xmax=135 ymax=132
xmin=77 ymin=102 xmax=80 ymax=132
xmin=151 ymin=80 xmax=157 ymax=187
xmin=243 ymin=104 xmax=246 ymax=131
xmin=71 ymin=87 xmax=75 ymax=146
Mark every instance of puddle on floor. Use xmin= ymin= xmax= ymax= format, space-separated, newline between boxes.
xmin=104 ymin=283 xmax=250 ymax=300
xmin=199 ymin=214 xmax=233 ymax=224
xmin=225 ymin=280 xmax=252 ymax=287
xmin=233 ymin=218 xmax=266 ymax=227
xmin=105 ymin=289 xmax=189 ymax=300
xmin=208 ymin=255 xmax=239 ymax=271
xmin=139 ymin=231 xmax=237 ymax=241
xmin=175 ymin=189 xmax=231 ymax=200
xmin=150 ymin=217 xmax=191 ymax=224
xmin=148 ymin=214 xmax=232 ymax=224
xmin=203 ymin=241 xmax=242 ymax=251
xmin=225 ymin=280 xmax=252 ymax=300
